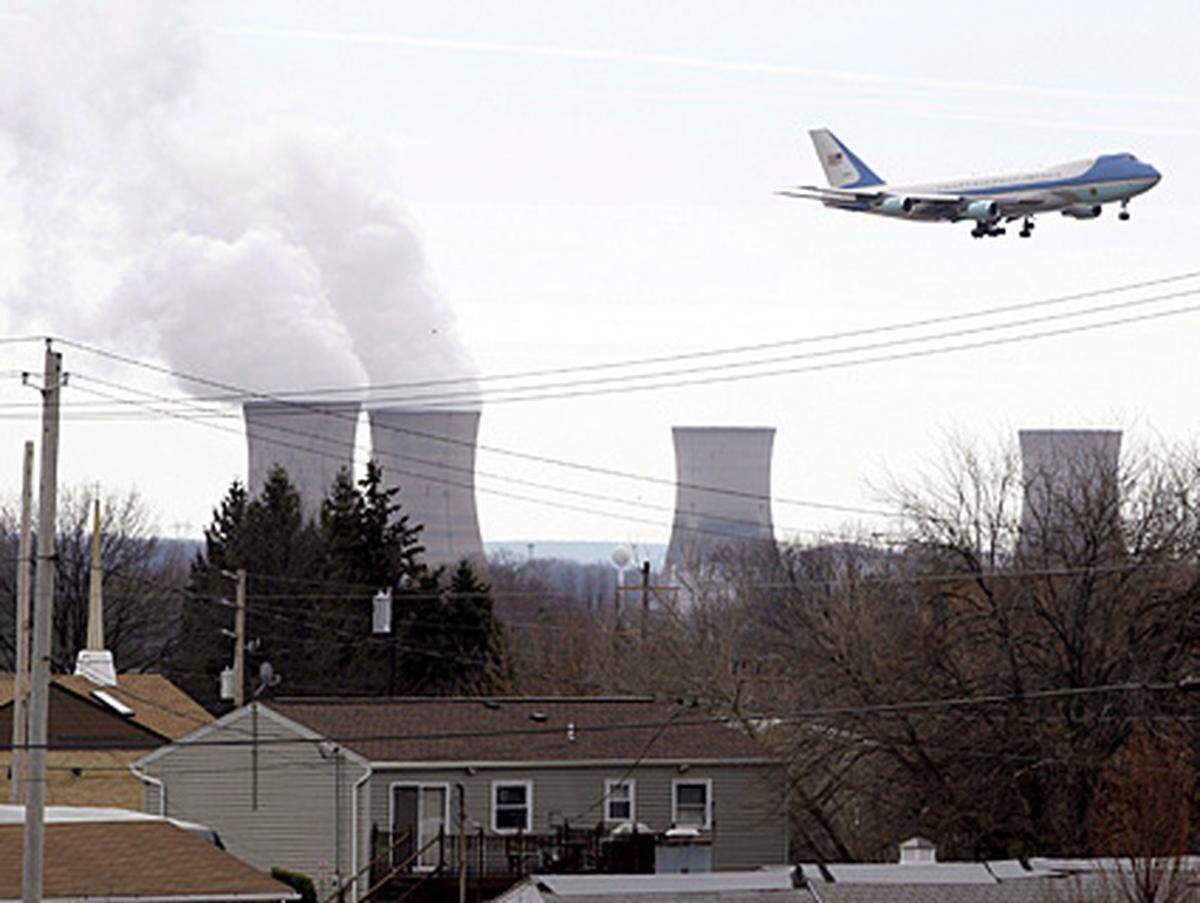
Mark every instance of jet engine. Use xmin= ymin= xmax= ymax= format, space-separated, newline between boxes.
xmin=1061 ymin=204 xmax=1102 ymax=219
xmin=879 ymin=196 xmax=915 ymax=216
xmin=964 ymin=200 xmax=999 ymax=221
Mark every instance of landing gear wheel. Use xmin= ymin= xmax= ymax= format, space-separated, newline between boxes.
xmin=1119 ymin=210 xmax=1130 ymax=221
xmin=1020 ymin=229 xmax=1031 ymax=238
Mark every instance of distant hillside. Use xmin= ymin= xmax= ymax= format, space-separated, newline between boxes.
xmin=152 ymin=537 xmax=203 ymax=567
xmin=486 ymin=541 xmax=666 ymax=567
xmin=157 ymin=538 xmax=664 ymax=569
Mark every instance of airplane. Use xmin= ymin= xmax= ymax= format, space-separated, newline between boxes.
xmin=779 ymin=129 xmax=1161 ymax=238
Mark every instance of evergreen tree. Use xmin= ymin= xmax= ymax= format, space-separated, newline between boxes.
xmin=396 ymin=559 xmax=503 ymax=694
xmin=172 ymin=463 xmax=505 ymax=709
xmin=320 ymin=469 xmax=368 ymax=585
xmin=199 ymin=480 xmax=248 ymax=571
xmin=321 ymin=461 xmax=424 ymax=590
xmin=172 ymin=468 xmax=325 ymax=707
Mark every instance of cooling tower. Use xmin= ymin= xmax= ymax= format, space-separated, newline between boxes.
xmin=1018 ymin=429 xmax=1122 ymax=551
xmin=368 ymin=409 xmax=485 ymax=571
xmin=243 ymin=400 xmax=361 ymax=519
xmin=664 ymin=427 xmax=777 ymax=575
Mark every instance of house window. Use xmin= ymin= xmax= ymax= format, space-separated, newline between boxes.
xmin=604 ymin=779 xmax=635 ymax=823
xmin=492 ymin=781 xmax=532 ymax=834
xmin=672 ymin=779 xmax=712 ymax=829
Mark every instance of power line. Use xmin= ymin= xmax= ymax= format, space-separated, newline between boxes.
xmin=65 ymin=380 xmax=868 ymax=543
xmin=380 ymin=297 xmax=1200 ymax=407
xmin=32 ymin=355 xmax=884 ymax=519
xmin=79 ymin=371 xmax=886 ymax=520
xmin=9 ymin=290 xmax=1183 ymax=539
xmin=2 ymin=278 xmax=1193 ymax=550
xmin=8 ymin=270 xmax=1196 ymax=403
xmin=212 ymin=284 xmax=1200 ymax=408
xmin=0 ymin=289 xmax=1183 ymax=533
xmin=1 ymin=680 xmax=1184 ymax=752
xmin=565 ymin=704 xmax=692 ymax=824
xmin=16 ymin=280 xmax=1195 ymax=410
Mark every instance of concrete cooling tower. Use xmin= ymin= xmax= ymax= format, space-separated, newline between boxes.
xmin=1019 ymin=429 xmax=1122 ymax=549
xmin=368 ymin=409 xmax=485 ymax=571
xmin=244 ymin=400 xmax=361 ymax=519
xmin=664 ymin=427 xmax=777 ymax=575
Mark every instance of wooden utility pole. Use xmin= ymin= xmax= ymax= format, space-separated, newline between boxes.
xmin=457 ymin=784 xmax=467 ymax=903
xmin=23 ymin=342 xmax=63 ymax=903
xmin=615 ymin=565 xmax=679 ymax=638
xmin=10 ymin=441 xmax=34 ymax=804
xmin=640 ymin=561 xmax=651 ymax=640
xmin=233 ymin=568 xmax=246 ymax=708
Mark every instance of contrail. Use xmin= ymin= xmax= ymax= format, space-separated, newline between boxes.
xmin=214 ymin=25 xmax=1199 ymax=108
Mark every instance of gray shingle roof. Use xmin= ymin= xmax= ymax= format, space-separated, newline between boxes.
xmin=267 ymin=696 xmax=771 ymax=763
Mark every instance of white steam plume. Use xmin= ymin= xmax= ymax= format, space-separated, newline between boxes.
xmin=0 ymin=1 xmax=477 ymax=402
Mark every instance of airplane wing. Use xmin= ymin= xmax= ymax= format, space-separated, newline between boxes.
xmin=777 ymin=185 xmax=960 ymax=205
xmin=778 ymin=185 xmax=1041 ymax=219
xmin=776 ymin=185 xmax=882 ymax=202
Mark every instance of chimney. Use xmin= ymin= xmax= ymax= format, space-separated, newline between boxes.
xmin=74 ymin=499 xmax=116 ymax=686
xmin=243 ymin=400 xmax=361 ymax=520
xmin=898 ymin=836 xmax=937 ymax=864
xmin=367 ymin=408 xmax=485 ymax=571
xmin=664 ymin=427 xmax=777 ymax=581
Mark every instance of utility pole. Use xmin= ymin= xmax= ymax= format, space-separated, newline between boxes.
xmin=615 ymin=564 xmax=679 ymax=639
xmin=233 ymin=569 xmax=246 ymax=708
xmin=23 ymin=341 xmax=63 ymax=903
xmin=456 ymin=784 xmax=467 ymax=903
xmin=640 ymin=561 xmax=651 ymax=641
xmin=10 ymin=441 xmax=34 ymax=804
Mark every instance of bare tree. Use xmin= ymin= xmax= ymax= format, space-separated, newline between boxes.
xmin=753 ymin=436 xmax=1200 ymax=861
xmin=0 ymin=484 xmax=186 ymax=672
xmin=491 ymin=434 xmax=1200 ymax=865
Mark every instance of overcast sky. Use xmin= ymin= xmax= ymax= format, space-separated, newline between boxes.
xmin=1 ymin=0 xmax=1199 ymax=547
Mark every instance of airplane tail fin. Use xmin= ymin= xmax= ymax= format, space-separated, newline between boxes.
xmin=808 ymin=129 xmax=884 ymax=188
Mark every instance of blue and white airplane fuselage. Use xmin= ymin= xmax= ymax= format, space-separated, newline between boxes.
xmin=780 ymin=129 xmax=1161 ymax=238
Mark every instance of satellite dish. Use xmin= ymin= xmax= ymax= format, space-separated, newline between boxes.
xmin=255 ymin=661 xmax=281 ymax=697
xmin=610 ymin=546 xmax=632 ymax=570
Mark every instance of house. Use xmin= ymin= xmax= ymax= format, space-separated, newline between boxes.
xmin=0 ymin=673 xmax=212 ymax=808
xmin=0 ymin=805 xmax=298 ymax=902
xmin=133 ymin=696 xmax=789 ymax=901
xmin=499 ymin=853 xmax=1192 ymax=902
xmin=1 ymin=512 xmax=213 ymax=810
xmin=496 ymin=871 xmax=808 ymax=902
xmin=786 ymin=840 xmax=1200 ymax=901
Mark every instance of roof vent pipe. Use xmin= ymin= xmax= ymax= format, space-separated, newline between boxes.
xmin=898 ymin=836 xmax=937 ymax=864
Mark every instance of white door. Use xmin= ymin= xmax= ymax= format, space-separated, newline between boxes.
xmin=417 ymin=786 xmax=448 ymax=869
xmin=393 ymin=785 xmax=448 ymax=870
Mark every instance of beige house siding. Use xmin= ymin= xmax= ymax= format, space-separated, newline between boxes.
xmin=136 ymin=705 xmax=367 ymax=895
xmin=364 ymin=762 xmax=786 ymax=872
xmin=137 ymin=703 xmax=788 ymax=902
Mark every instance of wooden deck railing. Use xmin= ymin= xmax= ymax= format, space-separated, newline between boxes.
xmin=368 ymin=822 xmax=655 ymax=890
